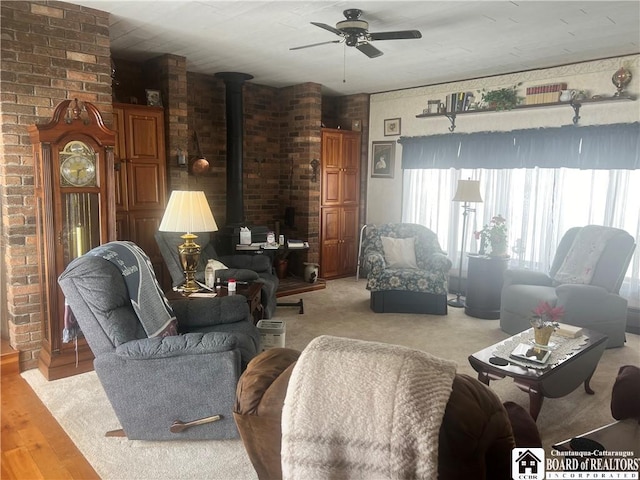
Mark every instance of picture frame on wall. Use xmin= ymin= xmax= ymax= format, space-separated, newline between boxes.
xmin=145 ymin=89 xmax=162 ymax=107
xmin=371 ymin=141 xmax=395 ymax=178
xmin=384 ymin=117 xmax=401 ymax=136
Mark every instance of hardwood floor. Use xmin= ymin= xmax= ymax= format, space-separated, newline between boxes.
xmin=1 ymin=340 xmax=98 ymax=480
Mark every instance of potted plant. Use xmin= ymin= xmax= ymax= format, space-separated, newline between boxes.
xmin=479 ymin=84 xmax=523 ymax=110
xmin=475 ymin=214 xmax=508 ymax=256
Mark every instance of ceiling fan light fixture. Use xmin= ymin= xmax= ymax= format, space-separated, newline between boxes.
xmin=336 ymin=19 xmax=369 ymax=33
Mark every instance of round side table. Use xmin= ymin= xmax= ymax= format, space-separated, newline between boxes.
xmin=464 ymin=254 xmax=509 ymax=319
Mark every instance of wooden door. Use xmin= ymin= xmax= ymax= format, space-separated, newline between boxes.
xmin=321 ymin=130 xmax=342 ymax=206
xmin=320 ymin=207 xmax=341 ymax=278
xmin=320 ymin=128 xmax=361 ymax=279
xmin=341 ymin=132 xmax=360 ymax=205
xmin=340 ymin=206 xmax=359 ymax=274
xmin=112 ymin=104 xmax=168 ymax=287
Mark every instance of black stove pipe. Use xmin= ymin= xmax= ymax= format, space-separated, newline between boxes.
xmin=215 ymin=72 xmax=253 ymax=226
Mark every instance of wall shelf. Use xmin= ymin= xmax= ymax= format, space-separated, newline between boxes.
xmin=416 ymin=95 xmax=636 ymax=132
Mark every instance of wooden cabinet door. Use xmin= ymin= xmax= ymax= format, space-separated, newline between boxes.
xmin=112 ymin=107 xmax=128 ymax=213
xmin=126 ymin=160 xmax=165 ymax=210
xmin=322 ymin=130 xmax=342 ymax=206
xmin=112 ymin=104 xmax=168 ymax=287
xmin=320 ymin=129 xmax=361 ymax=278
xmin=320 ymin=207 xmax=341 ymax=278
xmin=121 ymin=106 xmax=166 ymax=211
xmin=340 ymin=206 xmax=359 ymax=274
xmin=341 ymin=133 xmax=360 ymax=206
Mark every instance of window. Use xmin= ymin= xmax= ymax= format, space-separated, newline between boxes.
xmin=402 ymin=167 xmax=639 ymax=303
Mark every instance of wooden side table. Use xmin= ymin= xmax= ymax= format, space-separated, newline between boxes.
xmin=464 ymin=254 xmax=509 ymax=319
xmin=166 ymin=282 xmax=263 ymax=324
xmin=216 ymin=283 xmax=263 ymax=324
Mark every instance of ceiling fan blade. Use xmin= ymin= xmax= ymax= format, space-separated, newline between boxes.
xmin=290 ymin=40 xmax=341 ymax=51
xmin=369 ymin=30 xmax=422 ymax=41
xmin=356 ymin=42 xmax=383 ymax=58
xmin=311 ymin=22 xmax=344 ymax=36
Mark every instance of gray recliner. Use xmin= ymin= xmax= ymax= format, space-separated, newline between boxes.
xmin=58 ymin=241 xmax=260 ymax=441
xmin=155 ymin=231 xmax=279 ymax=319
xmin=500 ymin=226 xmax=636 ymax=348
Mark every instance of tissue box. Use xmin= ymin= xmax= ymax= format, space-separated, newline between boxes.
xmin=257 ymin=320 xmax=286 ymax=351
xmin=239 ymin=227 xmax=251 ymax=245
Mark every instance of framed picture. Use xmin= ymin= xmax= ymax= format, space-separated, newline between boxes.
xmin=384 ymin=117 xmax=401 ymax=136
xmin=145 ymin=89 xmax=162 ymax=107
xmin=371 ymin=141 xmax=395 ymax=178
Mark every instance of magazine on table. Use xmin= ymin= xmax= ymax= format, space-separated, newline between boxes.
xmin=510 ymin=343 xmax=551 ymax=364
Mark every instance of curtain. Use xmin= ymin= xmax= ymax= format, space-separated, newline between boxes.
xmin=402 ymin=168 xmax=640 ymax=302
xmin=399 ymin=122 xmax=640 ymax=170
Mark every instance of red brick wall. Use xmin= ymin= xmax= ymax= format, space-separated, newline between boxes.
xmin=1 ymin=3 xmax=368 ymax=370
xmin=0 ymin=0 xmax=112 ymax=370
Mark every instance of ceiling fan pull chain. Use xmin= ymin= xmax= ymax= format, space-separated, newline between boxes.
xmin=343 ymin=44 xmax=347 ymax=83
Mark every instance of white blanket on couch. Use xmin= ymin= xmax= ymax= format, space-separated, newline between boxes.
xmin=553 ymin=225 xmax=619 ymax=285
xmin=281 ymin=335 xmax=457 ymax=480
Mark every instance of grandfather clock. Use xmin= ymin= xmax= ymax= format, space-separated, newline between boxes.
xmin=29 ymin=99 xmax=116 ymax=380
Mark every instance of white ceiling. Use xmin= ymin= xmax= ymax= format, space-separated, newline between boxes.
xmin=73 ymin=1 xmax=640 ymax=96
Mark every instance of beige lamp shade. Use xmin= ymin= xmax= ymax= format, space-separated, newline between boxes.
xmin=159 ymin=190 xmax=218 ymax=233
xmin=452 ymin=179 xmax=483 ymax=203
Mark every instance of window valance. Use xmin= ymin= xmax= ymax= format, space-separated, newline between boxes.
xmin=399 ymin=122 xmax=640 ymax=170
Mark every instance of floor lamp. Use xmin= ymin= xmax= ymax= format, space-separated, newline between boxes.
xmin=448 ymin=179 xmax=483 ymax=307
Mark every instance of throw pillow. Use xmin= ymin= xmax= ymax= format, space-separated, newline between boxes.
xmin=381 ymin=236 xmax=418 ymax=269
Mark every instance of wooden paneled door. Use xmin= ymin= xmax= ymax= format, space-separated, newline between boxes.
xmin=112 ymin=104 xmax=168 ymax=288
xmin=320 ymin=128 xmax=361 ymax=279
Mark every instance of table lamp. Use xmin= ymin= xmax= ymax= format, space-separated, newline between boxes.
xmin=448 ymin=179 xmax=483 ymax=307
xmin=159 ymin=190 xmax=218 ymax=292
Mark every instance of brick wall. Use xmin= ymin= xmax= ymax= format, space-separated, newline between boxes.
xmin=0 ymin=0 xmax=112 ymax=370
xmin=1 ymin=2 xmax=366 ymax=370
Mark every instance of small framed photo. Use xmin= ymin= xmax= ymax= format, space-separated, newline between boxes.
xmin=145 ymin=89 xmax=162 ymax=107
xmin=371 ymin=141 xmax=395 ymax=178
xmin=384 ymin=117 xmax=401 ymax=136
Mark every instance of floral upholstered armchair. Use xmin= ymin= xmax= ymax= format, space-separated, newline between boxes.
xmin=362 ymin=223 xmax=452 ymax=314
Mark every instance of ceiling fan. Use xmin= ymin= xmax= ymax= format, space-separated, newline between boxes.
xmin=290 ymin=8 xmax=422 ymax=58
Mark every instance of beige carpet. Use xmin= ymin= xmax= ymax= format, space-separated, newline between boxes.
xmin=22 ymin=277 xmax=640 ymax=479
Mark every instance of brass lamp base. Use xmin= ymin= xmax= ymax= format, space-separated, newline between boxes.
xmin=178 ymin=233 xmax=201 ymax=293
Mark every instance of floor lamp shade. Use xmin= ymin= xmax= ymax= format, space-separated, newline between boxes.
xmin=159 ymin=191 xmax=218 ymax=292
xmin=448 ymin=179 xmax=483 ymax=308
xmin=159 ymin=190 xmax=218 ymax=234
xmin=452 ymin=179 xmax=483 ymax=203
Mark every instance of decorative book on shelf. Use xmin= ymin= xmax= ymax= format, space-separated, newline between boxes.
xmin=510 ymin=343 xmax=551 ymax=364
xmin=525 ymin=83 xmax=567 ymax=105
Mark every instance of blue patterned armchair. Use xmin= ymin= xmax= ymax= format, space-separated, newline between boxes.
xmin=362 ymin=223 xmax=452 ymax=314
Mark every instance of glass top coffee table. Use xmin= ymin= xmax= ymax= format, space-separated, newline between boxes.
xmin=468 ymin=327 xmax=608 ymax=421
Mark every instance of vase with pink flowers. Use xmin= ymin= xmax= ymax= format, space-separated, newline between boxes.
xmin=530 ymin=300 xmax=565 ymax=347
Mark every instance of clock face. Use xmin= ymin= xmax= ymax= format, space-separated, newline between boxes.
xmin=59 ymin=141 xmax=97 ymax=187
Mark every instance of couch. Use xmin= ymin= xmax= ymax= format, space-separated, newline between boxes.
xmin=500 ymin=225 xmax=635 ymax=348
xmin=362 ymin=223 xmax=452 ymax=314
xmin=234 ymin=343 xmax=541 ymax=480
xmin=58 ymin=241 xmax=260 ymax=440
xmin=155 ymin=231 xmax=279 ymax=318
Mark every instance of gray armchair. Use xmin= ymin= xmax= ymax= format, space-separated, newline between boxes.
xmin=155 ymin=231 xmax=279 ymax=318
xmin=58 ymin=241 xmax=260 ymax=440
xmin=362 ymin=223 xmax=452 ymax=314
xmin=500 ymin=226 xmax=636 ymax=348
